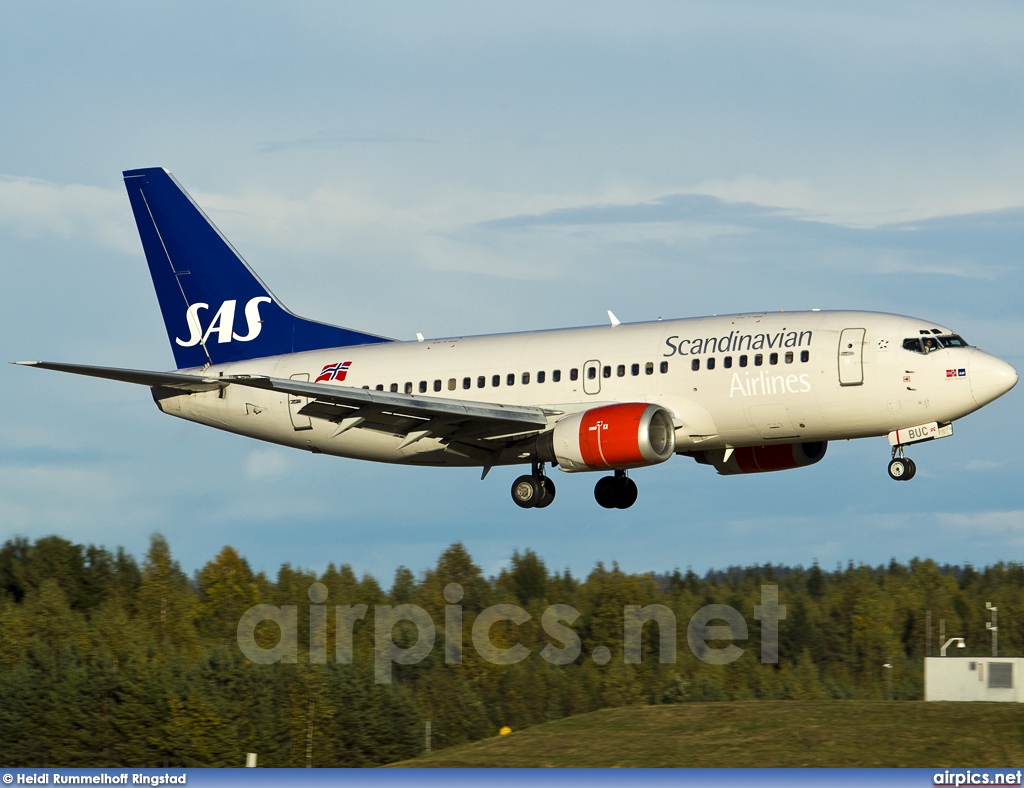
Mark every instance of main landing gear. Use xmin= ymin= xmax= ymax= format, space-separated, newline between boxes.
xmin=887 ymin=446 xmax=917 ymax=481
xmin=511 ymin=463 xmax=556 ymax=509
xmin=594 ymin=470 xmax=638 ymax=509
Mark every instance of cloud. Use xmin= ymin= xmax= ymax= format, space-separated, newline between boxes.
xmin=244 ymin=449 xmax=290 ymax=480
xmin=937 ymin=510 xmax=1024 ymax=536
xmin=0 ymin=175 xmax=136 ymax=254
xmin=0 ymin=464 xmax=153 ymax=532
xmin=260 ymin=132 xmax=439 ymax=153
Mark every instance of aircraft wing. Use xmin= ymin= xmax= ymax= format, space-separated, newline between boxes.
xmin=14 ymin=362 xmax=556 ymax=459
xmin=12 ymin=361 xmax=228 ymax=393
xmin=225 ymin=375 xmax=555 ymax=453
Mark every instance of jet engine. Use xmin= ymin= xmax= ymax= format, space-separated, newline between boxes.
xmin=537 ymin=403 xmax=676 ymax=472
xmin=690 ymin=441 xmax=827 ymax=475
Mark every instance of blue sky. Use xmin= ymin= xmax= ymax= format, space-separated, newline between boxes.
xmin=2 ymin=2 xmax=1022 ymax=583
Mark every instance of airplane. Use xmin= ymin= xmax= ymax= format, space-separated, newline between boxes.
xmin=15 ymin=167 xmax=1019 ymax=509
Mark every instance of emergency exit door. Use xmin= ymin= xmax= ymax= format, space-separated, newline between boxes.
xmin=838 ymin=328 xmax=866 ymax=386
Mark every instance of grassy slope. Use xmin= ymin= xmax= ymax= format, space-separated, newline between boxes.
xmin=393 ymin=701 xmax=1024 ymax=767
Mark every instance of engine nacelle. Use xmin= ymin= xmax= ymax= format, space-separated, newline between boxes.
xmin=537 ymin=403 xmax=676 ymax=472
xmin=692 ymin=441 xmax=828 ymax=475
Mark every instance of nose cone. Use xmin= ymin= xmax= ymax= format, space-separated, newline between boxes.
xmin=970 ymin=351 xmax=1018 ymax=407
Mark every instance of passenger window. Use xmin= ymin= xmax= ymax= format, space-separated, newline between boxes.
xmin=375 ymin=384 xmax=384 ymax=391
xmin=538 ymin=370 xmax=546 ymax=383
xmin=631 ymin=363 xmax=640 ymax=376
xmin=617 ymin=364 xmax=625 ymax=377
xmin=362 ymin=385 xmax=369 ymax=390
xmin=800 ymin=350 xmax=809 ymax=363
xmin=660 ymin=361 xmax=668 ymax=373
xmin=739 ymin=355 xmax=748 ymax=368
xmin=462 ymin=377 xmax=470 ymax=390
xmin=522 ymin=372 xmax=530 ymax=384
xmin=507 ymin=373 xmax=515 ymax=386
xmin=405 ymin=382 xmax=413 ymax=394
xmin=492 ymin=374 xmax=500 ymax=387
xmin=602 ymin=365 xmax=611 ymax=378
xmin=433 ymin=380 xmax=441 ymax=392
xmin=390 ymin=383 xmax=398 ymax=392
xmin=691 ymin=358 xmax=700 ymax=371
xmin=785 ymin=352 xmax=793 ymax=364
xmin=587 ymin=367 xmax=596 ymax=380
xmin=645 ymin=362 xmax=654 ymax=375
xmin=448 ymin=378 xmax=456 ymax=391
xmin=754 ymin=354 xmax=763 ymax=367
xmin=570 ymin=368 xmax=578 ymax=381
xmin=707 ymin=357 xmax=716 ymax=370
xmin=554 ymin=369 xmax=562 ymax=382
xmin=477 ymin=376 xmax=486 ymax=388
xmin=769 ymin=353 xmax=778 ymax=365
xmin=724 ymin=356 xmax=733 ymax=369
xmin=419 ymin=381 xmax=427 ymax=393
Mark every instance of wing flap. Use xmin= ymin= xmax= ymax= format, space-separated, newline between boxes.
xmin=227 ymin=375 xmax=551 ymax=429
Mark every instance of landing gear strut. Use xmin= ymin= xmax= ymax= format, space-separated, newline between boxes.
xmin=887 ymin=446 xmax=917 ymax=481
xmin=594 ymin=470 xmax=638 ymax=509
xmin=511 ymin=463 xmax=556 ymax=509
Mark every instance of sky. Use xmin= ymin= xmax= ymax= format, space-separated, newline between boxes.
xmin=2 ymin=2 xmax=1022 ymax=585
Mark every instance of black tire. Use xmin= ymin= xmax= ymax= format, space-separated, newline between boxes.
xmin=536 ymin=476 xmax=556 ymax=508
xmin=616 ymin=477 xmax=638 ymax=509
xmin=887 ymin=458 xmax=909 ymax=481
xmin=594 ymin=476 xmax=618 ymax=508
xmin=512 ymin=475 xmax=541 ymax=508
xmin=903 ymin=458 xmax=917 ymax=481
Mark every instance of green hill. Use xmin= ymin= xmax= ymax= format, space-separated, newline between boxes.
xmin=393 ymin=701 xmax=1024 ymax=767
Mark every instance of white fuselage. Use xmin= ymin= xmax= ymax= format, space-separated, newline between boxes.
xmin=153 ymin=310 xmax=1010 ymax=470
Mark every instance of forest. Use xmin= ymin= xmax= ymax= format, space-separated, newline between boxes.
xmin=0 ymin=533 xmax=1020 ymax=767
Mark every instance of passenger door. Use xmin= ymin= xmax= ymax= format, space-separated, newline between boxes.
xmin=288 ymin=373 xmax=313 ymax=430
xmin=838 ymin=328 xmax=866 ymax=386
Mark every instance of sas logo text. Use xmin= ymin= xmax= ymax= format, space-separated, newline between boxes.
xmin=176 ymin=297 xmax=272 ymax=348
xmin=316 ymin=361 xmax=352 ymax=383
xmin=946 ymin=368 xmax=967 ymax=378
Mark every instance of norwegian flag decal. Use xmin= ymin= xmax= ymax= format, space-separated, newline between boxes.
xmin=315 ymin=361 xmax=352 ymax=383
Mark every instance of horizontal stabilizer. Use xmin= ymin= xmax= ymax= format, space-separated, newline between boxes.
xmin=13 ymin=361 xmax=227 ymax=393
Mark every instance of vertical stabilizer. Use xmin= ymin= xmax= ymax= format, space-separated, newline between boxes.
xmin=123 ymin=167 xmax=392 ymax=369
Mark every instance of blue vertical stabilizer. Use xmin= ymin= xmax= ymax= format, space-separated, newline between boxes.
xmin=123 ymin=167 xmax=393 ymax=369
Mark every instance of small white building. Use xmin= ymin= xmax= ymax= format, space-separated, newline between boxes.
xmin=925 ymin=657 xmax=1023 ymax=702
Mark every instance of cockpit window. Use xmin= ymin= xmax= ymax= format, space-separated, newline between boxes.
xmin=902 ymin=334 xmax=969 ymax=354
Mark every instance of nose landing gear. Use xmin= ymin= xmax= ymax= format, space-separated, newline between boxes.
xmin=511 ymin=463 xmax=556 ymax=508
xmin=594 ymin=469 xmax=639 ymax=509
xmin=887 ymin=446 xmax=917 ymax=481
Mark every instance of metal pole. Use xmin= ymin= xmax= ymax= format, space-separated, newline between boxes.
xmin=986 ymin=603 xmax=998 ymax=657
xmin=926 ymin=610 xmax=932 ymax=657
xmin=425 ymin=720 xmax=432 ymax=753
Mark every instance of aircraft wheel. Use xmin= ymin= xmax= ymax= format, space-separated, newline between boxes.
xmin=903 ymin=458 xmax=917 ymax=481
xmin=888 ymin=458 xmax=911 ymax=481
xmin=616 ymin=476 xmax=638 ymax=509
xmin=594 ymin=476 xmax=618 ymax=509
xmin=536 ymin=476 xmax=556 ymax=508
xmin=512 ymin=475 xmax=541 ymax=508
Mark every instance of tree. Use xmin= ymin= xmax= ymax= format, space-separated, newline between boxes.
xmin=136 ymin=534 xmax=198 ymax=651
